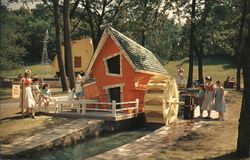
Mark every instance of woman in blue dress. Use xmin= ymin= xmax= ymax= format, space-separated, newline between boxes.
xmin=214 ymin=80 xmax=227 ymax=121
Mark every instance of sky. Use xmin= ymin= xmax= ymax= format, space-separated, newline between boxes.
xmin=2 ymin=0 xmax=187 ymax=24
xmin=2 ymin=0 xmax=42 ymax=10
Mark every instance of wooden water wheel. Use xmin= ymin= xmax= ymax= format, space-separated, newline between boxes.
xmin=144 ymin=75 xmax=181 ymax=125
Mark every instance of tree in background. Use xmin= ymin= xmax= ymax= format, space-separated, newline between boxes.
xmin=52 ymin=0 xmax=67 ymax=91
xmin=235 ymin=0 xmax=248 ymax=90
xmin=63 ymin=0 xmax=75 ymax=89
xmin=0 ymin=5 xmax=27 ymax=70
xmin=78 ymin=0 xmax=125 ymax=51
xmin=187 ymin=0 xmax=196 ymax=88
xmin=236 ymin=0 xmax=250 ymax=157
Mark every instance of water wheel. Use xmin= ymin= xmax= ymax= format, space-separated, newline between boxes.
xmin=144 ymin=75 xmax=181 ymax=125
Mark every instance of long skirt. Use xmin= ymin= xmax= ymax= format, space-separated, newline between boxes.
xmin=20 ymin=87 xmax=36 ymax=109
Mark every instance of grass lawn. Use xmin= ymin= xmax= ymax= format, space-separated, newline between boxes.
xmin=0 ymin=113 xmax=76 ymax=144
xmin=0 ymin=64 xmax=54 ymax=78
xmin=164 ymin=56 xmax=240 ymax=86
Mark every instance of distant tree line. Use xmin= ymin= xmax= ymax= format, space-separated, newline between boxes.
xmin=1 ymin=0 xmax=244 ymax=71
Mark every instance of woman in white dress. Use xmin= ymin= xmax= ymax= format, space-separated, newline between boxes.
xmin=201 ymin=76 xmax=215 ymax=119
xmin=176 ymin=66 xmax=186 ymax=88
xmin=20 ymin=69 xmax=36 ymax=118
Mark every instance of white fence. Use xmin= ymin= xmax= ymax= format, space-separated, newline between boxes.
xmin=50 ymin=97 xmax=140 ymax=117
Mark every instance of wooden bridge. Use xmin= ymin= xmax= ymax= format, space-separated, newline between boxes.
xmin=40 ymin=96 xmax=141 ymax=121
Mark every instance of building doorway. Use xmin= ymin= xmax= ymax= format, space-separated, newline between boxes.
xmin=108 ymin=87 xmax=121 ymax=109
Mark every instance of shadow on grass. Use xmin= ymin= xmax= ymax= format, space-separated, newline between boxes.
xmin=0 ymin=112 xmax=44 ymax=121
xmin=203 ymin=152 xmax=249 ymax=160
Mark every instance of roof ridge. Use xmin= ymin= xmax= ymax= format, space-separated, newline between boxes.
xmin=108 ymin=27 xmax=154 ymax=55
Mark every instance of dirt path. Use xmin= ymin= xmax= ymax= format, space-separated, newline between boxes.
xmin=150 ymin=90 xmax=245 ymax=160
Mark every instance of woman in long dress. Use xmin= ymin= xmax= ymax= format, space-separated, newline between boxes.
xmin=176 ymin=66 xmax=186 ymax=88
xmin=201 ymin=76 xmax=215 ymax=119
xmin=20 ymin=69 xmax=36 ymax=118
xmin=214 ymin=80 xmax=227 ymax=121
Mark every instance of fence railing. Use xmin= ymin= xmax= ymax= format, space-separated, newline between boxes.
xmin=50 ymin=98 xmax=140 ymax=117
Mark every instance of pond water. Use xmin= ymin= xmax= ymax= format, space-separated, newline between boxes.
xmin=20 ymin=127 xmax=155 ymax=160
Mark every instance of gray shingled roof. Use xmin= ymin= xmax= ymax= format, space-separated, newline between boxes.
xmin=110 ymin=27 xmax=168 ymax=75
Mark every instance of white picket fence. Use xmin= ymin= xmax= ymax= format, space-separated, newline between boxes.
xmin=49 ymin=97 xmax=140 ymax=117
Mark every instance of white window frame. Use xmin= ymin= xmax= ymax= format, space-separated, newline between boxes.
xmin=103 ymin=53 xmax=122 ymax=77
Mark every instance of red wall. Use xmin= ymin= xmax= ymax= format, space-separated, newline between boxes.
xmin=84 ymin=36 xmax=154 ymax=111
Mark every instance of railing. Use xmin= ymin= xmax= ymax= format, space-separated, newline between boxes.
xmin=51 ymin=98 xmax=140 ymax=117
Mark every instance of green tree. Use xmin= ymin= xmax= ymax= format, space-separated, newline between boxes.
xmin=0 ymin=5 xmax=26 ymax=70
xmin=52 ymin=0 xmax=68 ymax=91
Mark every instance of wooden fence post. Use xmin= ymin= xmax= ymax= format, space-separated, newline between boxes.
xmin=82 ymin=101 xmax=86 ymax=114
xmin=135 ymin=99 xmax=139 ymax=113
xmin=112 ymin=100 xmax=116 ymax=117
xmin=55 ymin=100 xmax=59 ymax=113
xmin=58 ymin=102 xmax=61 ymax=113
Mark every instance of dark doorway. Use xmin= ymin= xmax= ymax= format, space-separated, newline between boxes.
xmin=108 ymin=87 xmax=121 ymax=109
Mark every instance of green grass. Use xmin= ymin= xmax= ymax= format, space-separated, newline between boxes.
xmin=164 ymin=57 xmax=240 ymax=85
xmin=0 ymin=64 xmax=54 ymax=78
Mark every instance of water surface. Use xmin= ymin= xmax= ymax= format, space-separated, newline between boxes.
xmin=20 ymin=128 xmax=154 ymax=160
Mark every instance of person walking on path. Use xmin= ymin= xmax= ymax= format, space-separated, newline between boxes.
xmin=214 ymin=80 xmax=227 ymax=121
xmin=201 ymin=76 xmax=215 ymax=119
xmin=20 ymin=69 xmax=36 ymax=118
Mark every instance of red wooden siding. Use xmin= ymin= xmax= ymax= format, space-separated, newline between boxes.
xmin=84 ymin=36 xmax=154 ymax=112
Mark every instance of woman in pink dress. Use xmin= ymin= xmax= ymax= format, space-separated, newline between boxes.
xmin=20 ymin=69 xmax=36 ymax=118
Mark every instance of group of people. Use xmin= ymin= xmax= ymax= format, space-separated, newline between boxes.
xmin=197 ymin=76 xmax=227 ymax=121
xmin=20 ymin=69 xmax=51 ymax=119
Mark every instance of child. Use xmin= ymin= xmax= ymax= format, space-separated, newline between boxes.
xmin=75 ymin=74 xmax=84 ymax=99
xmin=42 ymin=84 xmax=51 ymax=111
xmin=214 ymin=80 xmax=227 ymax=121
xmin=68 ymin=88 xmax=75 ymax=100
xmin=198 ymin=84 xmax=205 ymax=118
xmin=32 ymin=78 xmax=41 ymax=107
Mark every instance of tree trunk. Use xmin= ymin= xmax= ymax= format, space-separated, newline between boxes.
xmin=197 ymin=53 xmax=204 ymax=84
xmin=236 ymin=63 xmax=241 ymax=90
xmin=236 ymin=0 xmax=248 ymax=90
xmin=237 ymin=3 xmax=250 ymax=156
xmin=63 ymin=0 xmax=75 ymax=89
xmin=194 ymin=41 xmax=204 ymax=85
xmin=237 ymin=42 xmax=250 ymax=158
xmin=53 ymin=0 xmax=67 ymax=91
xmin=187 ymin=0 xmax=196 ymax=88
